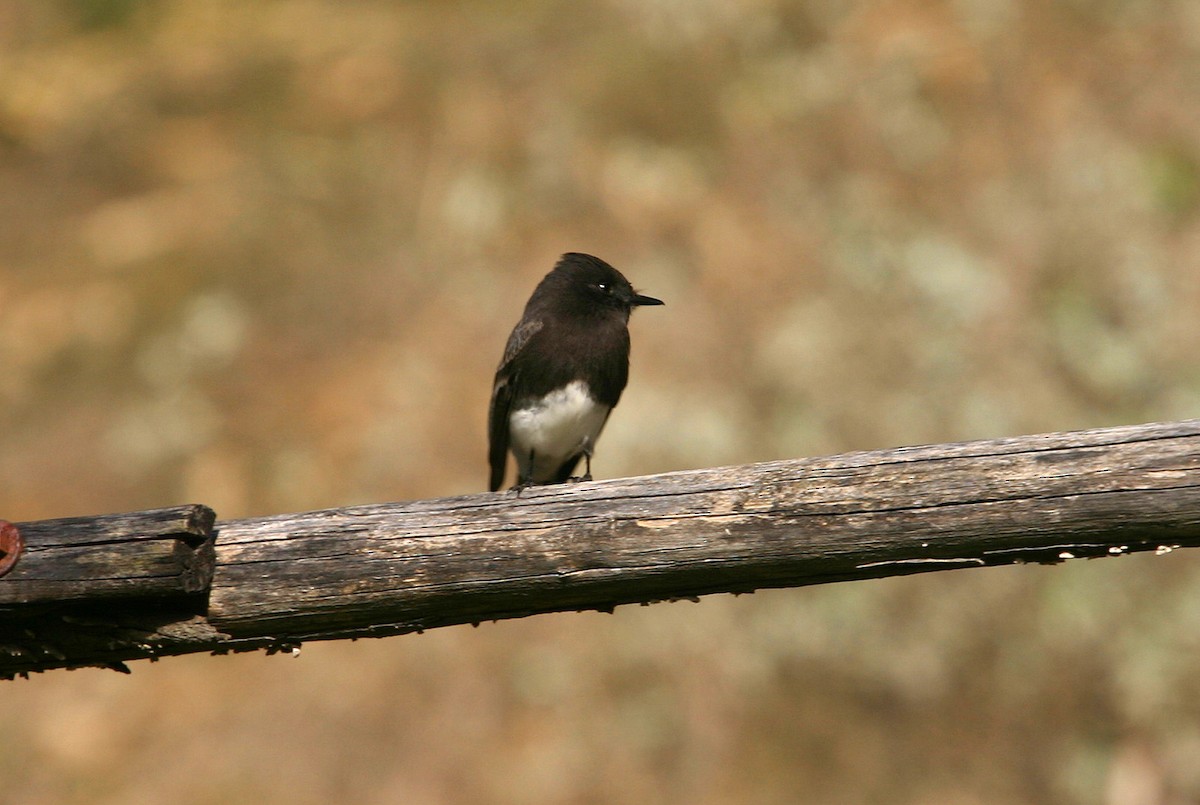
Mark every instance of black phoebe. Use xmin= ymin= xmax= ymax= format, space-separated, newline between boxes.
xmin=488 ymin=253 xmax=663 ymax=491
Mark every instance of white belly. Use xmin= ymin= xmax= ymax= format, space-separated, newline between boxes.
xmin=509 ymin=380 xmax=610 ymax=482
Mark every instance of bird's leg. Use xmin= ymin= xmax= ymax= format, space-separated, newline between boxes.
xmin=510 ymin=450 xmax=537 ymax=495
xmin=569 ymin=440 xmax=594 ymax=483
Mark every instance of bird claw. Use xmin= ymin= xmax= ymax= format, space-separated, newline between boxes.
xmin=509 ymin=480 xmax=536 ymax=496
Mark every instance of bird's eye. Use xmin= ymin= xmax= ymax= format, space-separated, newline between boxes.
xmin=596 ymin=283 xmax=608 ymax=292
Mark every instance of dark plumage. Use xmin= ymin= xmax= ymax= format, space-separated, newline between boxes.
xmin=488 ymin=253 xmax=663 ymax=491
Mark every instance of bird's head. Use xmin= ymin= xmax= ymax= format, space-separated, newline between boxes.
xmin=551 ymin=252 xmax=664 ymax=316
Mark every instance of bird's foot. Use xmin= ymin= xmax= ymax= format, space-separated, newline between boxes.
xmin=509 ymin=479 xmax=537 ymax=496
xmin=566 ymin=473 xmax=593 ymax=483
xmin=571 ymin=451 xmax=594 ymax=483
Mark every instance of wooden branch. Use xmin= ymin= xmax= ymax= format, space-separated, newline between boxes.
xmin=0 ymin=506 xmax=216 ymax=605
xmin=4 ymin=419 xmax=1200 ymax=677
xmin=0 ymin=506 xmax=220 ymax=675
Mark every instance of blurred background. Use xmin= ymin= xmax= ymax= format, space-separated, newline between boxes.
xmin=2 ymin=0 xmax=1200 ymax=802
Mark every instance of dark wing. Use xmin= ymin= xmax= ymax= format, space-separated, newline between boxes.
xmin=487 ymin=376 xmax=513 ymax=492
xmin=488 ymin=318 xmax=543 ymax=491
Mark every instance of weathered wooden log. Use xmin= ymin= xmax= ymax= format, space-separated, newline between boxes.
xmin=207 ymin=419 xmax=1200 ymax=640
xmin=0 ymin=505 xmax=220 ymax=676
xmin=3 ymin=419 xmax=1200 ymax=678
xmin=0 ymin=505 xmax=216 ymax=605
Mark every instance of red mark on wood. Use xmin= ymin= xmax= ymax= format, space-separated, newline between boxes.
xmin=0 ymin=521 xmax=23 ymax=577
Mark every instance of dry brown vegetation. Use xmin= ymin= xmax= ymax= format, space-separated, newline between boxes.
xmin=2 ymin=1 xmax=1200 ymax=803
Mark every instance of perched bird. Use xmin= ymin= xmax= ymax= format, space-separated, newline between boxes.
xmin=488 ymin=253 xmax=663 ymax=491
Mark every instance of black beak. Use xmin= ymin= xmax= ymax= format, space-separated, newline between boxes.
xmin=632 ymin=293 xmax=664 ymax=307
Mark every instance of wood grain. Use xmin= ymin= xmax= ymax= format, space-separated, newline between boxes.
xmin=208 ymin=419 xmax=1200 ymax=638
xmin=0 ymin=504 xmax=220 ymax=677
xmin=0 ymin=505 xmax=216 ymax=604
xmin=4 ymin=419 xmax=1200 ymax=676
